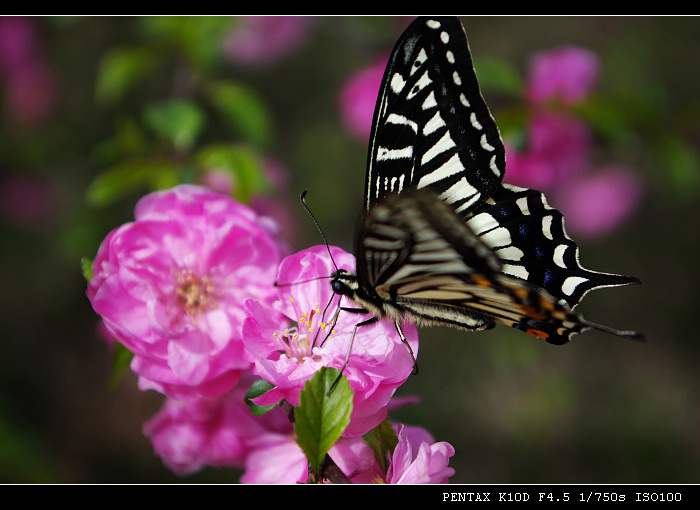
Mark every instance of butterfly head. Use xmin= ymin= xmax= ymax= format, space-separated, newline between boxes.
xmin=330 ymin=268 xmax=358 ymax=298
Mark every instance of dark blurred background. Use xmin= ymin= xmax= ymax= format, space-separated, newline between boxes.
xmin=1 ymin=16 xmax=698 ymax=484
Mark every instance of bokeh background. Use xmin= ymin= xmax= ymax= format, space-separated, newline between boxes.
xmin=1 ymin=15 xmax=698 ymax=484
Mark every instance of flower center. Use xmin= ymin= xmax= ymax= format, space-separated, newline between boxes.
xmin=173 ymin=268 xmax=216 ymax=317
xmin=273 ymin=299 xmax=337 ymax=361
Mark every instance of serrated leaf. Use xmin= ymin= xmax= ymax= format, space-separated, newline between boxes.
xmin=244 ymin=379 xmax=279 ymax=416
xmin=143 ymin=99 xmax=205 ymax=153
xmin=294 ymin=368 xmax=353 ymax=472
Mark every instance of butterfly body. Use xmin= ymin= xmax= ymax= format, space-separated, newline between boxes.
xmin=329 ymin=16 xmax=644 ymax=346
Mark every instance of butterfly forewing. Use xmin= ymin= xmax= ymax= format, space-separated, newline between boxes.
xmin=365 ymin=17 xmax=505 ymax=216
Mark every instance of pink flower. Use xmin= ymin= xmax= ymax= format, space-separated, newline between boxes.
xmin=241 ymin=421 xmax=454 ymax=484
xmin=0 ymin=16 xmax=36 ymax=74
xmin=505 ymin=111 xmax=591 ymax=192
xmin=506 ymin=45 xmax=643 ymax=239
xmin=242 ymin=245 xmax=419 ymax=437
xmin=143 ymin=374 xmax=292 ymax=476
xmin=4 ymin=59 xmax=56 ymax=128
xmin=525 ymin=45 xmax=600 ymax=105
xmin=0 ymin=17 xmax=56 ymax=129
xmin=240 ymin=432 xmax=308 ymax=483
xmin=339 ymin=56 xmax=387 ymax=141
xmin=224 ymin=16 xmax=313 ymax=66
xmin=554 ymin=165 xmax=643 ymax=240
xmin=87 ymin=185 xmax=285 ymax=399
xmin=383 ymin=425 xmax=455 ymax=484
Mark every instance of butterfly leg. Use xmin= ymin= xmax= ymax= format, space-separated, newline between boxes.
xmin=328 ymin=316 xmax=377 ymax=395
xmin=395 ymin=320 xmax=418 ymax=375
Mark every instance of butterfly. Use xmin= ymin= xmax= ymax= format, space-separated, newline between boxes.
xmin=328 ymin=16 xmax=644 ymax=352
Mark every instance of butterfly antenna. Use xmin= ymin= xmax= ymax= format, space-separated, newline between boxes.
xmin=300 ymin=189 xmax=338 ymax=272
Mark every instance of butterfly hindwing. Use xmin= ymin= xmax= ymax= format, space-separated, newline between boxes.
xmin=466 ymin=184 xmax=641 ymax=309
xmin=355 ymin=190 xmax=639 ymax=344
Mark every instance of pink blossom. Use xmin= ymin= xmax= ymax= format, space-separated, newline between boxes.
xmin=224 ymin=16 xmax=313 ymax=66
xmin=241 ymin=421 xmax=454 ymax=484
xmin=339 ymin=56 xmax=387 ymax=141
xmin=240 ymin=433 xmax=308 ymax=483
xmin=504 ymin=111 xmax=591 ymax=191
xmin=0 ymin=16 xmax=36 ymax=74
xmin=383 ymin=425 xmax=455 ymax=484
xmin=525 ymin=45 xmax=600 ymax=105
xmin=87 ymin=185 xmax=285 ymax=399
xmin=242 ymin=245 xmax=419 ymax=437
xmin=143 ymin=374 xmax=292 ymax=476
xmin=0 ymin=17 xmax=56 ymax=129
xmin=507 ymin=45 xmax=643 ymax=239
xmin=554 ymin=165 xmax=643 ymax=240
xmin=5 ymin=59 xmax=56 ymax=128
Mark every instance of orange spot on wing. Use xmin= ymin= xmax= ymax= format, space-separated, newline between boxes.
xmin=526 ymin=329 xmax=549 ymax=340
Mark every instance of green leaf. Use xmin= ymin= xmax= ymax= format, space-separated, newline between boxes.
xmin=244 ymin=379 xmax=279 ymax=416
xmin=294 ymin=368 xmax=354 ymax=473
xmin=207 ymin=81 xmax=272 ymax=147
xmin=80 ymin=256 xmax=93 ymax=282
xmin=143 ymin=99 xmax=205 ymax=153
xmin=362 ymin=419 xmax=399 ymax=474
xmin=473 ymin=56 xmax=523 ymax=96
xmin=86 ymin=159 xmax=178 ymax=207
xmin=656 ymin=136 xmax=700 ymax=198
xmin=139 ymin=16 xmax=235 ymax=72
xmin=108 ymin=343 xmax=134 ymax=390
xmin=96 ymin=47 xmax=157 ymax=104
xmin=195 ymin=143 xmax=268 ymax=202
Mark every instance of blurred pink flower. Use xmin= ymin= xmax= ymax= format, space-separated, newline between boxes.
xmin=0 ymin=16 xmax=56 ymax=129
xmin=240 ymin=432 xmax=308 ymax=483
xmin=0 ymin=16 xmax=36 ymax=72
xmin=87 ymin=185 xmax=285 ymax=399
xmin=505 ymin=111 xmax=591 ymax=192
xmin=506 ymin=45 xmax=643 ymax=239
xmin=224 ymin=16 xmax=313 ymax=66
xmin=242 ymin=245 xmax=418 ymax=437
xmin=339 ymin=56 xmax=387 ymax=141
xmin=555 ymin=165 xmax=643 ymax=240
xmin=525 ymin=45 xmax=600 ymax=105
xmin=5 ymin=59 xmax=56 ymax=128
xmin=143 ymin=374 xmax=292 ymax=476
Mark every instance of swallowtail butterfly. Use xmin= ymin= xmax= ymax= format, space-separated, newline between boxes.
xmin=329 ymin=16 xmax=644 ymax=348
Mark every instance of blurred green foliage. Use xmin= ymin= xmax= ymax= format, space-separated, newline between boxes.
xmin=1 ymin=16 xmax=700 ymax=484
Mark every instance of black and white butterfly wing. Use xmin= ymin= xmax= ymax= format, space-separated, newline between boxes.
xmin=465 ymin=184 xmax=640 ymax=309
xmin=365 ymin=16 xmax=505 ymax=217
xmin=355 ymin=191 xmax=643 ymax=344
xmin=350 ymin=16 xmax=643 ymax=342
